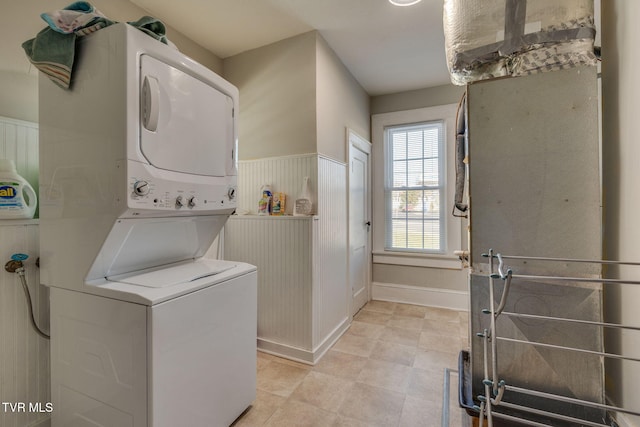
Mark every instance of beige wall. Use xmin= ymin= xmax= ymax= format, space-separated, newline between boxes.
xmin=315 ymin=34 xmax=370 ymax=163
xmin=223 ymin=32 xmax=317 ymax=160
xmin=224 ymin=31 xmax=370 ymax=163
xmin=373 ymin=263 xmax=467 ymax=292
xmin=0 ymin=0 xmax=222 ymax=123
xmin=601 ymin=2 xmax=640 ymax=425
xmin=90 ymin=0 xmax=223 ymax=73
xmin=371 ymin=84 xmax=465 ymax=115
xmin=0 ymin=71 xmax=38 ymax=122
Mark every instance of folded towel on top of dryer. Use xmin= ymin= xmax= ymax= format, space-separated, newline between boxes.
xmin=22 ymin=1 xmax=173 ymax=90
xmin=40 ymin=1 xmax=107 ymax=34
xmin=128 ymin=16 xmax=170 ymax=45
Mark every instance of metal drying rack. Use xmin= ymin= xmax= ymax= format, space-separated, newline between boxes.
xmin=471 ymin=249 xmax=640 ymax=427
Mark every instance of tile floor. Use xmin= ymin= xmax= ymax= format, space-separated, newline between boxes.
xmin=232 ymin=300 xmax=471 ymax=427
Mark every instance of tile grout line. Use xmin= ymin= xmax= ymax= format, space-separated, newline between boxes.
xmin=237 ymin=301 xmax=468 ymax=426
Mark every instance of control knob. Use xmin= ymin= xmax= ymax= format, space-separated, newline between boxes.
xmin=175 ymin=195 xmax=185 ymax=208
xmin=188 ymin=196 xmax=198 ymax=208
xmin=133 ymin=180 xmax=150 ymax=196
xmin=228 ymin=187 xmax=236 ymax=200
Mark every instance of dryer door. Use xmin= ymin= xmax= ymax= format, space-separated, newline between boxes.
xmin=139 ymin=54 xmax=233 ymax=177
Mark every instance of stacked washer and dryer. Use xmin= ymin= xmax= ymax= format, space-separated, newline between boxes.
xmin=38 ymin=23 xmax=256 ymax=427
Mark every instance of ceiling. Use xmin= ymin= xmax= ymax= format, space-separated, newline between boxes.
xmin=129 ymin=0 xmax=451 ymax=96
xmin=2 ymin=0 xmax=451 ymax=96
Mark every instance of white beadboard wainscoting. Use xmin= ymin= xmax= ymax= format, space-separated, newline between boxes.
xmin=237 ymin=154 xmax=318 ymax=215
xmin=225 ymin=154 xmax=349 ymax=364
xmin=0 ymin=116 xmax=49 ymax=426
xmin=0 ymin=116 xmax=39 ymax=201
xmin=225 ymin=216 xmax=349 ymax=364
xmin=315 ymin=155 xmax=349 ymax=340
xmin=0 ymin=222 xmax=50 ymax=427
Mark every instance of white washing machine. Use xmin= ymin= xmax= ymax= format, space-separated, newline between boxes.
xmin=38 ymin=23 xmax=256 ymax=427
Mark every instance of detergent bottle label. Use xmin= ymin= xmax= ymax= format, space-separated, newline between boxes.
xmin=0 ymin=182 xmax=23 ymax=210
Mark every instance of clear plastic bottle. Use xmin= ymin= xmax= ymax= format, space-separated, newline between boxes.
xmin=293 ymin=176 xmax=313 ymax=216
xmin=0 ymin=159 xmax=37 ymax=219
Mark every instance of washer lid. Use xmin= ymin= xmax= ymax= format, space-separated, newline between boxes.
xmin=107 ymin=259 xmax=236 ymax=288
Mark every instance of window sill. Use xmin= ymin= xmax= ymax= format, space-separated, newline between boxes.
xmin=372 ymin=251 xmax=463 ymax=270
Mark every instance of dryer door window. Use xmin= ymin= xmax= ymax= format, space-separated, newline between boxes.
xmin=139 ymin=54 xmax=233 ymax=177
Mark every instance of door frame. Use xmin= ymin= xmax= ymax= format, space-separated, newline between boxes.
xmin=347 ymin=128 xmax=372 ymax=318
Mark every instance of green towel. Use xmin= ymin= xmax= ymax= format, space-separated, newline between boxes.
xmin=22 ymin=27 xmax=76 ymax=89
xmin=23 ymin=3 xmax=170 ymax=90
xmin=128 ymin=16 xmax=169 ymax=45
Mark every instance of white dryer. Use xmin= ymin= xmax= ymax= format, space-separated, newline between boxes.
xmin=38 ymin=23 xmax=256 ymax=427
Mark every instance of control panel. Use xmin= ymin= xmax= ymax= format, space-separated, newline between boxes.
xmin=126 ymin=161 xmax=236 ymax=215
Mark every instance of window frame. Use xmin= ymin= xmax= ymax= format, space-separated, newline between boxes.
xmin=384 ymin=121 xmax=446 ymax=254
xmin=372 ymin=104 xmax=462 ymax=269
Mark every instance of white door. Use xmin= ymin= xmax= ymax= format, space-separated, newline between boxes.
xmin=348 ymin=130 xmax=371 ymax=316
xmin=139 ymin=54 xmax=234 ymax=177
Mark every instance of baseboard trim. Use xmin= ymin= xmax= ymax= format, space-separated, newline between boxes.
xmin=372 ymin=281 xmax=469 ymax=311
xmin=311 ymin=317 xmax=351 ymax=363
xmin=258 ymin=339 xmax=314 ymax=365
xmin=257 ymin=317 xmax=351 ymax=365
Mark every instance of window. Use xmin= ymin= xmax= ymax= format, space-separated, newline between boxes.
xmin=372 ymin=104 xmax=461 ymax=269
xmin=385 ymin=122 xmax=444 ymax=253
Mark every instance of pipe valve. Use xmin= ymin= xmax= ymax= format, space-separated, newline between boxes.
xmin=4 ymin=253 xmax=28 ymax=273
